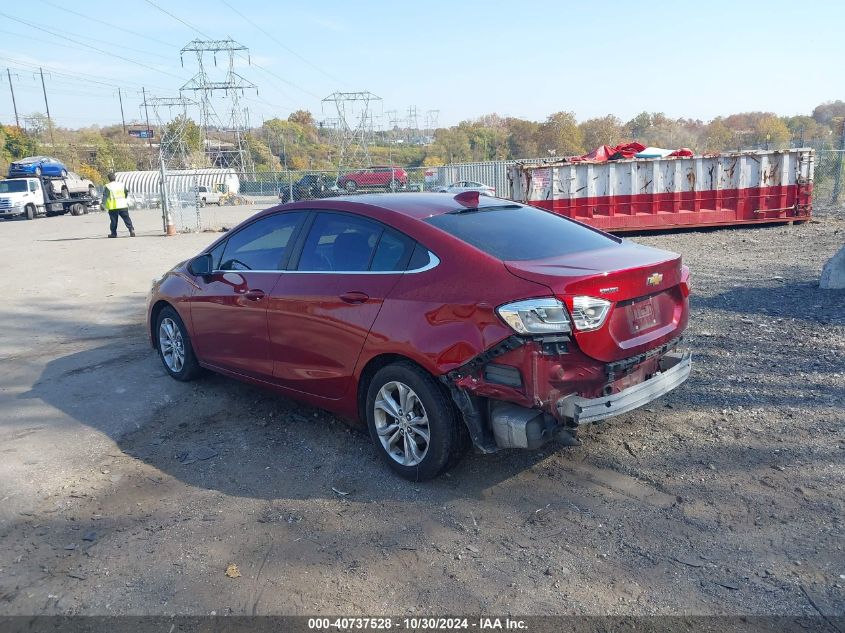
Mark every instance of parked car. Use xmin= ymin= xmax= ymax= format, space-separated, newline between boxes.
xmin=279 ymin=174 xmax=338 ymax=203
xmin=337 ymin=166 xmax=407 ymax=192
xmin=8 ymin=156 xmax=68 ymax=178
xmin=437 ymin=180 xmax=496 ymax=196
xmin=147 ymin=192 xmax=691 ymax=480
xmin=49 ymin=171 xmax=96 ymax=199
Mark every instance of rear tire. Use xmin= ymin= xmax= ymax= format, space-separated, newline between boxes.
xmin=34 ymin=167 xmax=42 ymax=177
xmin=71 ymin=203 xmax=84 ymax=216
xmin=60 ymin=186 xmax=70 ymax=199
xmin=366 ymin=362 xmax=469 ymax=481
xmin=155 ymin=306 xmax=202 ymax=382
xmin=345 ymin=180 xmax=357 ymax=192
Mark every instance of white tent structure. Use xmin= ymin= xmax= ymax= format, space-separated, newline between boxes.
xmin=114 ymin=168 xmax=240 ymax=196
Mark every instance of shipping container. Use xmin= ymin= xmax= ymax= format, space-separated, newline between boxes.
xmin=508 ymin=149 xmax=814 ymax=232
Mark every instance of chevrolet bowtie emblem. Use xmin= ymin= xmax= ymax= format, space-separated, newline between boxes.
xmin=646 ymin=272 xmax=663 ymax=286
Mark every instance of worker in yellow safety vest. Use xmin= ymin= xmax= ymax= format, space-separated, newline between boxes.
xmin=103 ymin=173 xmax=135 ymax=238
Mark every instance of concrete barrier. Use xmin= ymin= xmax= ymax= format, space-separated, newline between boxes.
xmin=820 ymin=244 xmax=845 ymax=289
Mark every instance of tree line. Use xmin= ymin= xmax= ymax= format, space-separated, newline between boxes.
xmin=2 ymin=101 xmax=844 ymax=184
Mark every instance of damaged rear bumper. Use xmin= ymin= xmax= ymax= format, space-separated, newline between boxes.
xmin=556 ymin=351 xmax=691 ymax=426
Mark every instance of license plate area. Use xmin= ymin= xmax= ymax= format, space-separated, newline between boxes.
xmin=628 ymin=296 xmax=657 ymax=331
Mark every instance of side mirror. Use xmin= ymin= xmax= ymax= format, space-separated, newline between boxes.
xmin=189 ymin=253 xmax=213 ymax=276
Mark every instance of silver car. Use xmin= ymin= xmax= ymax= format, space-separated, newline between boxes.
xmin=437 ymin=180 xmax=496 ymax=196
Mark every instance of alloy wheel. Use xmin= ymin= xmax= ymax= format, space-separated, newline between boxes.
xmin=159 ymin=317 xmax=186 ymax=373
xmin=373 ymin=381 xmax=430 ymax=466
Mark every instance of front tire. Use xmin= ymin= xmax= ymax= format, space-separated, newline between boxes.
xmin=345 ymin=180 xmax=357 ymax=192
xmin=366 ymin=362 xmax=468 ymax=481
xmin=156 ymin=306 xmax=201 ymax=381
xmin=24 ymin=204 xmax=36 ymax=220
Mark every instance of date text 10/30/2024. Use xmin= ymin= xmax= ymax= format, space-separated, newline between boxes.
xmin=307 ymin=617 xmax=529 ymax=630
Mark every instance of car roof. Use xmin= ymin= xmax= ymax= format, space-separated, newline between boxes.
xmin=280 ymin=192 xmax=514 ymax=221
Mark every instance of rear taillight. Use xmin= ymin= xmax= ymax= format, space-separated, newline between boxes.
xmin=680 ymin=265 xmax=691 ymax=298
xmin=497 ymin=298 xmax=572 ymax=335
xmin=570 ymin=296 xmax=612 ymax=332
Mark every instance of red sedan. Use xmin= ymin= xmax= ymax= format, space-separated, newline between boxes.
xmin=147 ymin=192 xmax=691 ymax=480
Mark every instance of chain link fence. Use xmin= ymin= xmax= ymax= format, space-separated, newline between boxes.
xmin=149 ymin=147 xmax=843 ymax=232
xmin=811 ymin=149 xmax=845 ymax=206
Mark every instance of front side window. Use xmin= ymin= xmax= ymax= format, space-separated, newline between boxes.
xmin=218 ymin=212 xmax=305 ymax=271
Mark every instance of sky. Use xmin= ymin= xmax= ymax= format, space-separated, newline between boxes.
xmin=0 ymin=0 xmax=842 ymax=130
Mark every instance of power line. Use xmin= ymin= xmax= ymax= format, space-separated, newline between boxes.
xmin=220 ymin=0 xmax=346 ymax=86
xmin=0 ymin=10 xmax=187 ymax=81
xmin=0 ymin=56 xmax=171 ymax=93
xmin=0 ymin=21 xmax=173 ymax=64
xmin=41 ymin=0 xmax=178 ymax=49
xmin=0 ymin=56 xmax=170 ymax=93
xmin=143 ymin=0 xmax=212 ymax=38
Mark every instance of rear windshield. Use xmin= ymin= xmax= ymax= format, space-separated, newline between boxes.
xmin=0 ymin=180 xmax=27 ymax=193
xmin=425 ymin=204 xmax=619 ymax=261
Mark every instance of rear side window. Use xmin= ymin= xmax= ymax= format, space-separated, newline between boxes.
xmin=219 ymin=212 xmax=305 ymax=271
xmin=371 ymin=230 xmax=414 ymax=272
xmin=292 ymin=212 xmax=419 ymax=273
xmin=426 ymin=204 xmax=619 ymax=261
xmin=296 ymin=213 xmax=383 ymax=272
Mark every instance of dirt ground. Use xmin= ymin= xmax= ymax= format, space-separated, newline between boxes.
xmin=0 ymin=202 xmax=843 ymax=617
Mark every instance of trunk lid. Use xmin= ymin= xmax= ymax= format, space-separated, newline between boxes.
xmin=505 ymin=241 xmax=689 ymax=362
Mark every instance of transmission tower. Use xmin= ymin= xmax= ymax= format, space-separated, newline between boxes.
xmin=384 ymin=109 xmax=399 ymax=145
xmin=140 ymin=94 xmax=201 ymax=232
xmin=406 ymin=106 xmax=419 ymax=142
xmin=180 ymin=38 xmax=257 ymax=174
xmin=322 ymin=91 xmax=382 ymax=171
xmin=424 ymin=109 xmax=440 ymax=138
xmin=140 ymin=95 xmax=197 ymax=170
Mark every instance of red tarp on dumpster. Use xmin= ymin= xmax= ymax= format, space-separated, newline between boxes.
xmin=569 ymin=142 xmax=646 ymax=163
xmin=568 ymin=143 xmax=694 ymax=163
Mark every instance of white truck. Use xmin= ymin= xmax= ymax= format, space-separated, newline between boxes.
xmin=0 ymin=175 xmax=97 ymax=220
xmin=180 ymin=185 xmax=223 ymax=207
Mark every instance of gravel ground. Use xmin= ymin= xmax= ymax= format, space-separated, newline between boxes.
xmin=0 ymin=204 xmax=842 ymax=617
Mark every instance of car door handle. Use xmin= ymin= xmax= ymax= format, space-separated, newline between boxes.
xmin=339 ymin=291 xmax=369 ymax=304
xmin=244 ymin=289 xmax=265 ymax=301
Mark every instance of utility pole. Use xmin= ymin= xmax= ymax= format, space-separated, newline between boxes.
xmin=6 ymin=68 xmax=19 ymax=128
xmin=118 ymin=88 xmax=127 ymax=135
xmin=39 ymin=68 xmax=55 ymax=147
xmin=141 ymin=87 xmax=154 ymax=169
